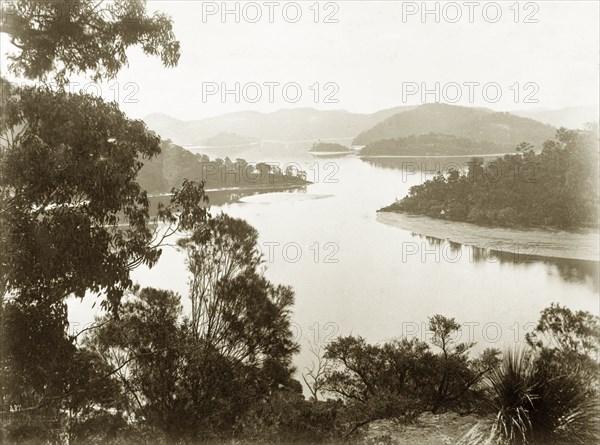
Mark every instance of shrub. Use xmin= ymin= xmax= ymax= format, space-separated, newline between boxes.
xmin=463 ymin=304 xmax=600 ymax=445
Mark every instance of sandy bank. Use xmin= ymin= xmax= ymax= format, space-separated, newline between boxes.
xmin=377 ymin=211 xmax=599 ymax=262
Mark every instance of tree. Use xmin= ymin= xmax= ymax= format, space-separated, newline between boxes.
xmin=86 ymin=287 xmax=186 ymax=442
xmin=84 ymin=279 xmax=297 ymax=441
xmin=2 ymin=80 xmax=145 ymax=308
xmin=178 ymin=214 xmax=298 ymax=372
xmin=525 ymin=303 xmax=600 ymax=392
xmin=1 ymin=299 xmax=73 ymax=442
xmin=526 ymin=303 xmax=600 ymax=359
xmin=0 ymin=1 xmax=206 ymax=441
xmin=302 ymin=342 xmax=332 ymax=402
xmin=0 ymin=299 xmax=128 ymax=444
xmin=428 ymin=315 xmax=475 ymax=412
xmin=323 ymin=319 xmax=500 ymax=429
xmin=0 ymin=1 xmax=206 ymax=313
xmin=178 ymin=213 xmax=261 ymax=338
xmin=515 ymin=142 xmax=534 ymax=153
xmin=84 ymin=217 xmax=299 ymax=441
xmin=1 ymin=0 xmax=180 ymax=83
xmin=323 ymin=335 xmax=437 ymax=428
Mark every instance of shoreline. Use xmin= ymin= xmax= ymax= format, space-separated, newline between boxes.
xmin=310 ymin=150 xmax=356 ymax=156
xmin=148 ymin=182 xmax=309 ymax=212
xmin=148 ymin=181 xmax=311 ymax=198
xmin=377 ymin=211 xmax=600 ymax=262
xmin=361 ymin=153 xmax=510 ymax=159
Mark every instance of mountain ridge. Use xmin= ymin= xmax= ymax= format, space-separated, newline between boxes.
xmin=144 ymin=106 xmax=416 ymax=145
xmin=143 ymin=104 xmax=592 ymax=154
xmin=353 ymin=103 xmax=557 ymax=149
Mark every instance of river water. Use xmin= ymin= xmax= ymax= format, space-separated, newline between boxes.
xmin=68 ymin=148 xmax=599 ymax=376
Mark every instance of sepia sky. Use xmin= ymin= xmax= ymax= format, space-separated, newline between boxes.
xmin=2 ymin=1 xmax=599 ymax=120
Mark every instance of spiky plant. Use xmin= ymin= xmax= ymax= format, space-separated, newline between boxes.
xmin=461 ymin=347 xmax=600 ymax=445
xmin=528 ymin=353 xmax=600 ymax=444
xmin=485 ymin=348 xmax=537 ymax=444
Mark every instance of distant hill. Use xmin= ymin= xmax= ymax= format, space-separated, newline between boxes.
xmin=353 ymin=103 xmax=556 ymax=150
xmin=511 ymin=106 xmax=598 ymax=130
xmin=202 ymin=132 xmax=259 ymax=147
xmin=361 ymin=133 xmax=507 ymax=157
xmin=144 ymin=106 xmax=416 ymax=145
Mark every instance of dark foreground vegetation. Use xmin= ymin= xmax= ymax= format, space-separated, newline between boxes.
xmin=1 ymin=2 xmax=598 ymax=444
xmin=380 ymin=128 xmax=599 ymax=229
xmin=3 ymin=283 xmax=599 ymax=444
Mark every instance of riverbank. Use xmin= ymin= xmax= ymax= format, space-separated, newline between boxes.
xmin=149 ymin=183 xmax=309 ymax=212
xmin=361 ymin=152 xmax=509 ymax=159
xmin=310 ymin=150 xmax=356 ymax=157
xmin=377 ymin=211 xmax=600 ymax=262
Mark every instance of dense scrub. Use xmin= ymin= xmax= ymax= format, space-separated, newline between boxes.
xmin=381 ymin=127 xmax=599 ymax=229
xmin=3 ymin=291 xmax=598 ymax=444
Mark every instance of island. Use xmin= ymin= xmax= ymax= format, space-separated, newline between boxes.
xmin=309 ymin=141 xmax=355 ymax=156
xmin=202 ymin=131 xmax=260 ymax=147
xmin=377 ymin=128 xmax=599 ymax=261
xmin=379 ymin=128 xmax=598 ymax=230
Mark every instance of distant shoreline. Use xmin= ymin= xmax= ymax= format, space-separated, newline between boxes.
xmin=377 ymin=211 xmax=600 ymax=262
xmin=182 ymin=142 xmax=261 ymax=149
xmin=310 ymin=150 xmax=356 ymax=156
xmin=361 ymin=153 xmax=511 ymax=159
xmin=149 ymin=182 xmax=309 ymax=210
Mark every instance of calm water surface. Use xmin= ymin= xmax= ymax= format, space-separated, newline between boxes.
xmin=69 ymin=151 xmax=600 ymax=375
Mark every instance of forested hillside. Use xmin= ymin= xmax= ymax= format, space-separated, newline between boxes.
xmin=380 ymin=127 xmax=599 ymax=229
xmin=310 ymin=142 xmax=350 ymax=152
xmin=354 ymin=103 xmax=556 ymax=149
xmin=137 ymin=141 xmax=308 ymax=193
xmin=202 ymin=132 xmax=259 ymax=146
xmin=360 ymin=133 xmax=506 ymax=156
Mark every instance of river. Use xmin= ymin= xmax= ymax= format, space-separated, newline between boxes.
xmin=68 ymin=148 xmax=599 ymax=379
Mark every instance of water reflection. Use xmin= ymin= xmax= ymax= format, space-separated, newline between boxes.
xmin=120 ymin=154 xmax=599 ymax=382
xmin=416 ymin=234 xmax=599 ymax=291
xmin=149 ymin=184 xmax=307 ymax=213
xmin=363 ymin=156 xmax=500 ymax=176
